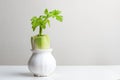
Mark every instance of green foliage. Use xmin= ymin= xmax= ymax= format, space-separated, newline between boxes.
xmin=31 ymin=9 xmax=63 ymax=35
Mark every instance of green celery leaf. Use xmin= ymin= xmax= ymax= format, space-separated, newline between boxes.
xmin=41 ymin=24 xmax=46 ymax=29
xmin=40 ymin=15 xmax=46 ymax=19
xmin=56 ymin=15 xmax=63 ymax=22
xmin=31 ymin=16 xmax=37 ymax=22
xmin=31 ymin=16 xmax=39 ymax=31
xmin=52 ymin=10 xmax=61 ymax=16
xmin=44 ymin=9 xmax=49 ymax=15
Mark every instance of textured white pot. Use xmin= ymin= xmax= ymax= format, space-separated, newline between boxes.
xmin=28 ymin=48 xmax=56 ymax=77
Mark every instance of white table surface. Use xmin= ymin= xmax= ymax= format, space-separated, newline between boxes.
xmin=0 ymin=66 xmax=120 ymax=80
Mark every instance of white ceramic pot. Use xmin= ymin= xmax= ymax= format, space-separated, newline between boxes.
xmin=28 ymin=48 xmax=56 ymax=77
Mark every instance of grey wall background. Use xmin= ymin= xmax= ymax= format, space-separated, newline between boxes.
xmin=0 ymin=0 xmax=120 ymax=65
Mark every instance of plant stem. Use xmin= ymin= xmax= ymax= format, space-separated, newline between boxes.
xmin=39 ymin=27 xmax=42 ymax=36
xmin=39 ymin=15 xmax=49 ymax=36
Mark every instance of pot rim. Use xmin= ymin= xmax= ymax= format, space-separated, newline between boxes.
xmin=31 ymin=48 xmax=53 ymax=53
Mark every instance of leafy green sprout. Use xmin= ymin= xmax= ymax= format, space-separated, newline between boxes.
xmin=31 ymin=9 xmax=63 ymax=36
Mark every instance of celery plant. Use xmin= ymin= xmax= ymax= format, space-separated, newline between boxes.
xmin=30 ymin=9 xmax=63 ymax=49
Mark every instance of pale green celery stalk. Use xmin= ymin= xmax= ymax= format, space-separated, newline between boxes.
xmin=34 ymin=34 xmax=50 ymax=49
